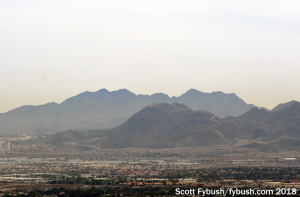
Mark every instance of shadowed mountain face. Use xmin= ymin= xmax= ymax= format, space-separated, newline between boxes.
xmin=18 ymin=101 xmax=300 ymax=150
xmin=271 ymin=100 xmax=298 ymax=112
xmin=0 ymin=89 xmax=254 ymax=133
xmin=99 ymin=103 xmax=236 ymax=148
xmin=100 ymin=101 xmax=300 ymax=149
xmin=228 ymin=102 xmax=300 ymax=138
xmin=225 ymin=101 xmax=300 ymax=151
xmin=39 ymin=103 xmax=264 ymax=149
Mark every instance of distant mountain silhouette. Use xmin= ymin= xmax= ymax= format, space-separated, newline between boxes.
xmin=21 ymin=101 xmax=300 ymax=151
xmin=259 ymin=107 xmax=270 ymax=112
xmin=271 ymin=100 xmax=298 ymax=112
xmin=179 ymin=89 xmax=255 ymax=117
xmin=40 ymin=103 xmax=263 ymax=149
xmin=226 ymin=101 xmax=300 ymax=151
xmin=229 ymin=102 xmax=300 ymax=138
xmin=0 ymin=89 xmax=255 ymax=133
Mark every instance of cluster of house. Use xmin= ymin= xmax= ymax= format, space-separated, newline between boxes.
xmin=119 ymin=178 xmax=208 ymax=187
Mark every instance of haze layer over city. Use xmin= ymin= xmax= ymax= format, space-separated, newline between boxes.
xmin=1 ymin=1 xmax=300 ymax=196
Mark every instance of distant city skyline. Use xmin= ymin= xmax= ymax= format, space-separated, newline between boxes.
xmin=1 ymin=0 xmax=300 ymax=113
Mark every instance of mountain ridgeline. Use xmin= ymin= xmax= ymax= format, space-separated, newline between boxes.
xmin=0 ymin=89 xmax=254 ymax=133
xmin=39 ymin=100 xmax=300 ymax=151
xmin=226 ymin=102 xmax=300 ymax=151
xmin=39 ymin=103 xmax=260 ymax=149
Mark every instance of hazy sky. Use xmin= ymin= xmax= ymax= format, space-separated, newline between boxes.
xmin=1 ymin=0 xmax=300 ymax=112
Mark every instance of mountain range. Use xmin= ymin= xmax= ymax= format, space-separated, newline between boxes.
xmin=30 ymin=99 xmax=300 ymax=151
xmin=0 ymin=89 xmax=255 ymax=133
